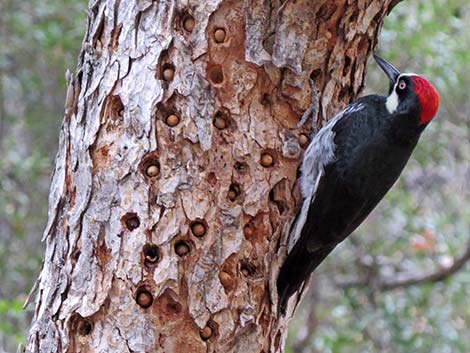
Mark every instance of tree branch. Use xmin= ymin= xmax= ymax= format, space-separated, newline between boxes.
xmin=379 ymin=238 xmax=470 ymax=290
xmin=336 ymin=235 xmax=470 ymax=291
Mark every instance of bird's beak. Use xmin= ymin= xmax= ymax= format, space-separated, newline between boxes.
xmin=373 ymin=54 xmax=401 ymax=84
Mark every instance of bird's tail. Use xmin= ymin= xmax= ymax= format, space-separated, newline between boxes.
xmin=277 ymin=243 xmax=335 ymax=315
xmin=277 ymin=249 xmax=306 ymax=314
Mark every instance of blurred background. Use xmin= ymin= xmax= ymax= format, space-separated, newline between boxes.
xmin=0 ymin=0 xmax=468 ymax=352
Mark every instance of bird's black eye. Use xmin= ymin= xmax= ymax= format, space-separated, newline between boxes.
xmin=398 ymin=80 xmax=407 ymax=90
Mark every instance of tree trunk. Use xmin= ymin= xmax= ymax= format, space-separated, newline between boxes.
xmin=26 ymin=1 xmax=397 ymax=352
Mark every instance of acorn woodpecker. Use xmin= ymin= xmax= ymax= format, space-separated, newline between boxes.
xmin=277 ymin=54 xmax=439 ymax=313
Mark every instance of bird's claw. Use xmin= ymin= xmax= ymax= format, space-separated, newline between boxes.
xmin=297 ymin=79 xmax=319 ymax=136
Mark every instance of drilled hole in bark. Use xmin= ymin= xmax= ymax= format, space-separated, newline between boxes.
xmin=269 ymin=189 xmax=286 ymax=214
xmin=213 ymin=108 xmax=232 ymax=131
xmin=270 ymin=179 xmax=290 ymax=215
xmin=139 ymin=152 xmax=160 ymax=179
xmin=136 ymin=287 xmax=153 ymax=309
xmin=240 ymin=261 xmax=257 ymax=277
xmin=310 ymin=68 xmax=322 ymax=81
xmin=191 ymin=220 xmax=207 ymax=238
xmin=146 ymin=164 xmax=160 ymax=177
xmin=213 ymin=112 xmax=227 ymax=130
xmin=200 ymin=326 xmax=212 ymax=341
xmin=143 ymin=244 xmax=160 ymax=265
xmin=165 ymin=113 xmax=180 ymax=127
xmin=174 ymin=240 xmax=191 ymax=257
xmin=207 ymin=65 xmax=224 ymax=85
xmin=207 ymin=172 xmax=217 ymax=187
xmin=213 ymin=28 xmax=226 ymax=43
xmin=243 ymin=224 xmax=253 ymax=238
xmin=260 ymin=152 xmax=274 ymax=168
xmin=260 ymin=93 xmax=271 ymax=107
xmin=70 ymin=313 xmax=94 ymax=337
xmin=227 ymin=183 xmax=240 ymax=201
xmin=155 ymin=98 xmax=184 ymax=129
xmin=162 ymin=64 xmax=175 ymax=82
xmin=234 ymin=161 xmax=248 ymax=173
xmin=182 ymin=14 xmax=195 ymax=32
xmin=122 ymin=213 xmax=140 ymax=231
xmin=77 ymin=318 xmax=93 ymax=336
xmin=200 ymin=319 xmax=218 ymax=341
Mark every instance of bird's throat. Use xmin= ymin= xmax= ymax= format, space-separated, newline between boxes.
xmin=386 ymin=90 xmax=399 ymax=113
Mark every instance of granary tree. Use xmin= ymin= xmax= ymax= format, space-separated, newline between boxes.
xmin=25 ymin=0 xmax=402 ymax=352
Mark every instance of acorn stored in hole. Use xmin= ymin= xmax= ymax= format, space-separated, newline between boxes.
xmin=175 ymin=241 xmax=190 ymax=256
xmin=191 ymin=222 xmax=206 ymax=237
xmin=227 ymin=183 xmax=240 ymax=201
xmin=146 ymin=164 xmax=160 ymax=177
xmin=214 ymin=28 xmax=226 ymax=43
xmin=200 ymin=325 xmax=213 ymax=340
xmin=162 ymin=66 xmax=175 ymax=81
xmin=125 ymin=215 xmax=140 ymax=231
xmin=136 ymin=290 xmax=153 ymax=309
xmin=166 ymin=114 xmax=180 ymax=127
xmin=213 ymin=114 xmax=227 ymax=129
xmin=183 ymin=16 xmax=195 ymax=32
xmin=260 ymin=153 xmax=274 ymax=167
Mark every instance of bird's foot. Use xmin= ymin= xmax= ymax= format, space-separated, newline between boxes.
xmin=297 ymin=79 xmax=319 ymax=136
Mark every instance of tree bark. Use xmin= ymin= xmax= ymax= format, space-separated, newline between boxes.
xmin=26 ymin=1 xmax=397 ymax=352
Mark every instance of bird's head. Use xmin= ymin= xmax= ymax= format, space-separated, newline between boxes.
xmin=374 ymin=54 xmax=439 ymax=126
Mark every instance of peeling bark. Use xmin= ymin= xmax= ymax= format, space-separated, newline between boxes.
xmin=26 ymin=1 xmax=396 ymax=352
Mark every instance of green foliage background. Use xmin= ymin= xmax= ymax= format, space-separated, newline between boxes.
xmin=0 ymin=1 xmax=468 ymax=352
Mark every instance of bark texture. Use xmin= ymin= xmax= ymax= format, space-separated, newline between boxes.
xmin=26 ymin=1 xmax=396 ymax=352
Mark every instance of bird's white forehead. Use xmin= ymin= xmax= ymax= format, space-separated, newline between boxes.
xmin=398 ymin=72 xmax=418 ymax=79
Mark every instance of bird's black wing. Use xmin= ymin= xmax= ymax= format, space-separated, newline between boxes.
xmin=305 ymin=98 xmax=387 ymax=253
xmin=278 ymin=96 xmax=388 ymax=312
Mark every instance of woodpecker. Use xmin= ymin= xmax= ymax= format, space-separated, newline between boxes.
xmin=277 ymin=54 xmax=439 ymax=313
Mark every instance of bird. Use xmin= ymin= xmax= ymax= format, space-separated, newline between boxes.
xmin=277 ymin=54 xmax=440 ymax=313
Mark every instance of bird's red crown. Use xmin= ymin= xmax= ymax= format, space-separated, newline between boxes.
xmin=412 ymin=76 xmax=439 ymax=125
